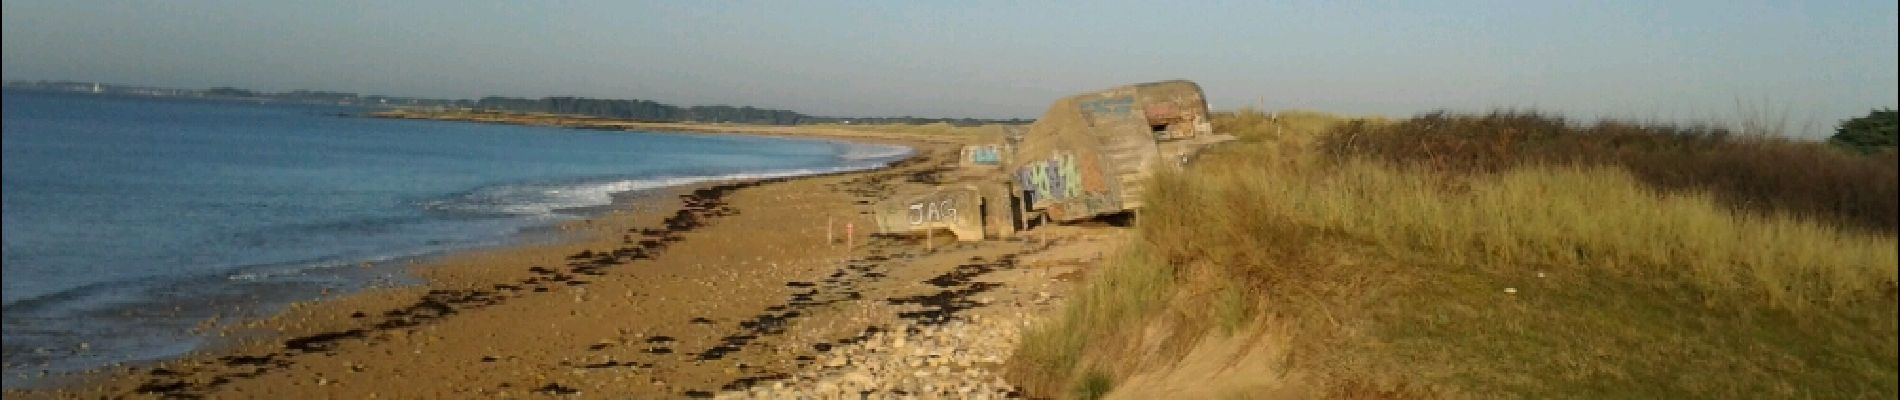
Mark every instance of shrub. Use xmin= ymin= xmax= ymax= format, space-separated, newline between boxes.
xmin=1830 ymin=108 xmax=1898 ymax=154
xmin=1322 ymin=111 xmax=1899 ymax=233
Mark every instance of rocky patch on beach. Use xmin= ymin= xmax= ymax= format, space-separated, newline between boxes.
xmin=716 ymin=319 xmax=1026 ymax=399
xmin=706 ymin=251 xmax=1051 ymax=399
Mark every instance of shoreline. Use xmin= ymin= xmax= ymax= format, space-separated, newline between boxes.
xmin=6 ymin=117 xmax=1110 ymax=398
xmin=5 ymin=158 xmax=900 ymax=397
xmin=0 ymin=117 xmax=918 ymax=390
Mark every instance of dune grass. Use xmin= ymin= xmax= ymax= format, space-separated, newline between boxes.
xmin=1322 ymin=112 xmax=1899 ymax=233
xmin=1008 ymin=110 xmax=1899 ymax=399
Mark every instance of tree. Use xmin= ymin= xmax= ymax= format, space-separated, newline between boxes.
xmin=1829 ymin=108 xmax=1897 ymax=154
xmin=203 ymin=87 xmax=258 ymax=98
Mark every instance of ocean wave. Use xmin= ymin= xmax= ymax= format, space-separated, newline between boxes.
xmin=424 ymin=161 xmax=909 ymax=217
xmin=834 ymin=142 xmax=914 ymax=161
xmin=6 ymin=143 xmax=919 ymax=309
xmin=220 ymin=249 xmax=445 ymax=282
xmin=3 ymin=251 xmax=420 ymax=312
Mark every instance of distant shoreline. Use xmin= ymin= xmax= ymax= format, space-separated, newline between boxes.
xmin=366 ymin=108 xmax=980 ymax=146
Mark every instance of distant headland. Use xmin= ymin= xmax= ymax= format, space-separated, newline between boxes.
xmin=3 ymin=80 xmax=1031 ymax=127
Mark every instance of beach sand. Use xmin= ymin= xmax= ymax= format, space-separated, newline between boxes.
xmin=7 ymin=127 xmax=1118 ymax=398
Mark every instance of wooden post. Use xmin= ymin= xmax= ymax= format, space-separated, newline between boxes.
xmin=926 ymin=227 xmax=933 ymax=252
xmin=1039 ymin=213 xmax=1050 ymax=247
xmin=1015 ymin=192 xmax=1029 ymax=232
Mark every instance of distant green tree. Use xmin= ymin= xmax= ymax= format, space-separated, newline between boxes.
xmin=203 ymin=87 xmax=258 ymax=97
xmin=1829 ymin=108 xmax=1897 ymax=154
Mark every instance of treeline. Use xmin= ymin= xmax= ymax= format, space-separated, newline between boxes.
xmin=6 ymin=80 xmax=1030 ymax=126
xmin=820 ymin=116 xmax=1034 ymax=126
xmin=474 ymin=96 xmax=806 ymax=124
xmin=473 ymin=96 xmax=1029 ymax=126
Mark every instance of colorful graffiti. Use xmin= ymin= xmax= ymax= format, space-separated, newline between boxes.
xmin=1018 ymin=151 xmax=1084 ymax=204
xmin=962 ymin=145 xmax=1002 ymax=165
xmin=1080 ymin=96 xmax=1135 ymax=116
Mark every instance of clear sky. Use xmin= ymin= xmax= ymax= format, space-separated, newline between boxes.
xmin=3 ymin=1 xmax=1895 ymax=135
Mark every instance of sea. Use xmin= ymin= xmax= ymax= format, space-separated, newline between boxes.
xmin=0 ymin=90 xmax=911 ymax=387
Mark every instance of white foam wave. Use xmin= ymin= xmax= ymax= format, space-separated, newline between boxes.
xmin=426 ymin=166 xmax=878 ymax=216
xmin=835 ymin=142 xmax=915 ymax=161
xmin=223 ymin=250 xmax=425 ymax=282
xmin=424 ymin=141 xmax=912 ymax=217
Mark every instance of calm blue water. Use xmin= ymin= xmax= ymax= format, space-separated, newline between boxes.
xmin=0 ymin=90 xmax=909 ymax=386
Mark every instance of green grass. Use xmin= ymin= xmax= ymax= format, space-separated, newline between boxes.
xmin=1012 ymin=245 xmax=1175 ymax=395
xmin=1008 ymin=111 xmax=1899 ymax=399
xmin=1076 ymin=370 xmax=1115 ymax=400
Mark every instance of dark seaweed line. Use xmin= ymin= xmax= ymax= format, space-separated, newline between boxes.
xmin=538 ymin=157 xmax=941 ymax=398
xmin=129 ymin=179 xmax=785 ymax=399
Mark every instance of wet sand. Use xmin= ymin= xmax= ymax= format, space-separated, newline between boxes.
xmin=6 ymin=131 xmax=1115 ymax=398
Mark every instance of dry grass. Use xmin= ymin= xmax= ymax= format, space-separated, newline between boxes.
xmin=1212 ymin=108 xmax=1377 ymax=147
xmin=1216 ymin=159 xmax=1897 ymax=309
xmin=1011 ymin=244 xmax=1175 ymax=396
xmin=1322 ymin=112 xmax=1899 ymax=233
xmin=1008 ymin=110 xmax=1900 ymax=399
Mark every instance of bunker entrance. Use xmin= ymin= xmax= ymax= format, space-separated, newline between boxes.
xmin=1148 ymin=115 xmax=1193 ymax=141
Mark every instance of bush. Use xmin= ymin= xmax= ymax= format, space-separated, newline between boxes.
xmin=1322 ymin=111 xmax=1899 ymax=233
xmin=1830 ymin=108 xmax=1898 ymax=154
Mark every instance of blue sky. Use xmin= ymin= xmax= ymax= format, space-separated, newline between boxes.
xmin=3 ymin=1 xmax=1894 ymax=135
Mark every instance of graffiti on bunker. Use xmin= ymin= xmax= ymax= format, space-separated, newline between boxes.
xmin=1018 ymin=151 xmax=1083 ymax=204
xmin=962 ymin=145 xmax=1003 ymax=165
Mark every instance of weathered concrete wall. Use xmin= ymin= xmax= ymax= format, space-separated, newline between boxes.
xmin=872 ymin=184 xmax=987 ymax=241
xmin=958 ymin=143 xmax=1010 ymax=169
xmin=874 ymin=80 xmax=1230 ymax=239
xmin=1008 ymin=80 xmax=1220 ymax=221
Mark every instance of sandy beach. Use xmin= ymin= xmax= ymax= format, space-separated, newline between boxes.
xmin=7 ymin=120 xmax=1114 ymax=399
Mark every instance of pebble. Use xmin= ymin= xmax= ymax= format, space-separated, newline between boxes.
xmin=713 ymin=320 xmax=1022 ymax=399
